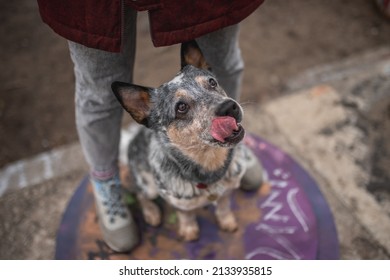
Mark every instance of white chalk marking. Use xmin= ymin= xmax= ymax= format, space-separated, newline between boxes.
xmin=256 ymin=223 xmax=297 ymax=235
xmin=246 ymin=247 xmax=293 ymax=260
xmin=287 ymin=188 xmax=309 ymax=232
xmin=261 ymin=190 xmax=289 ymax=223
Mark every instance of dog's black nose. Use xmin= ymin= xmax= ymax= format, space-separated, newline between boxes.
xmin=216 ymin=100 xmax=242 ymax=121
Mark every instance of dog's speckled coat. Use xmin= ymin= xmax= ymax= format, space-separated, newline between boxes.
xmin=112 ymin=63 xmax=248 ymax=241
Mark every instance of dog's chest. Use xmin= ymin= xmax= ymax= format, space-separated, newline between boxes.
xmin=129 ymin=128 xmax=247 ymax=211
xmin=156 ymin=145 xmax=247 ymax=211
xmin=160 ymin=182 xmax=231 ymax=211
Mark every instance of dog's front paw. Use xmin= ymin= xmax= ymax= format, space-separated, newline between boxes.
xmin=179 ymin=224 xmax=199 ymax=241
xmin=218 ymin=213 xmax=238 ymax=232
xmin=142 ymin=201 xmax=161 ymax=227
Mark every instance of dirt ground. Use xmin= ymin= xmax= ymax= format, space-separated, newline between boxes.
xmin=1 ymin=0 xmax=390 ymax=169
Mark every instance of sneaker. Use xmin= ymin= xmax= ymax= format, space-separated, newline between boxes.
xmin=91 ymin=174 xmax=139 ymax=252
xmin=240 ymin=144 xmax=264 ymax=191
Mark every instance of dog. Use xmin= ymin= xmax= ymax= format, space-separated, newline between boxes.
xmin=111 ymin=42 xmax=249 ymax=241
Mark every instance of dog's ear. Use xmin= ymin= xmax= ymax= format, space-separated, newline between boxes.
xmin=111 ymin=81 xmax=153 ymax=127
xmin=180 ymin=40 xmax=210 ymax=70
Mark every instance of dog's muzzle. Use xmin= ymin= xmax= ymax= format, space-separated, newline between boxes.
xmin=211 ymin=100 xmax=245 ymax=145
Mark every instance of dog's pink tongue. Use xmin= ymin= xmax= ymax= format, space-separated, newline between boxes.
xmin=211 ymin=116 xmax=238 ymax=143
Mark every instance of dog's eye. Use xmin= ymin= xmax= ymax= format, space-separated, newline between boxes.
xmin=176 ymin=102 xmax=189 ymax=114
xmin=208 ymin=78 xmax=217 ymax=88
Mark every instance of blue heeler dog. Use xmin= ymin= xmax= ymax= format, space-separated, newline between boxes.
xmin=111 ymin=42 xmax=250 ymax=241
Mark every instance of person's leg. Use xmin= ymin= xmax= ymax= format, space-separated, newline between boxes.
xmin=68 ymin=8 xmax=138 ymax=252
xmin=197 ymin=24 xmax=264 ymax=191
xmin=196 ymin=24 xmax=244 ymax=101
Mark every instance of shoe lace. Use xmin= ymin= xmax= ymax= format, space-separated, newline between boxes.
xmin=99 ymin=183 xmax=128 ymax=224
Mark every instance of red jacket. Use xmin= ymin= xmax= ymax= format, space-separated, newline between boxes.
xmin=37 ymin=0 xmax=264 ymax=52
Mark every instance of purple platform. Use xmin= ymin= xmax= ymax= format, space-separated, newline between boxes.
xmin=55 ymin=134 xmax=339 ymax=260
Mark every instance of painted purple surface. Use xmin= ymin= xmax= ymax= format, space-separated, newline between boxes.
xmin=55 ymin=134 xmax=339 ymax=260
xmin=55 ymin=176 xmax=91 ymax=260
xmin=243 ymin=135 xmax=318 ymax=260
xmin=185 ymin=217 xmax=222 ymax=259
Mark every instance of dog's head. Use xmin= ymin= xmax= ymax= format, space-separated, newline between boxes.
xmin=112 ymin=41 xmax=245 ymax=162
